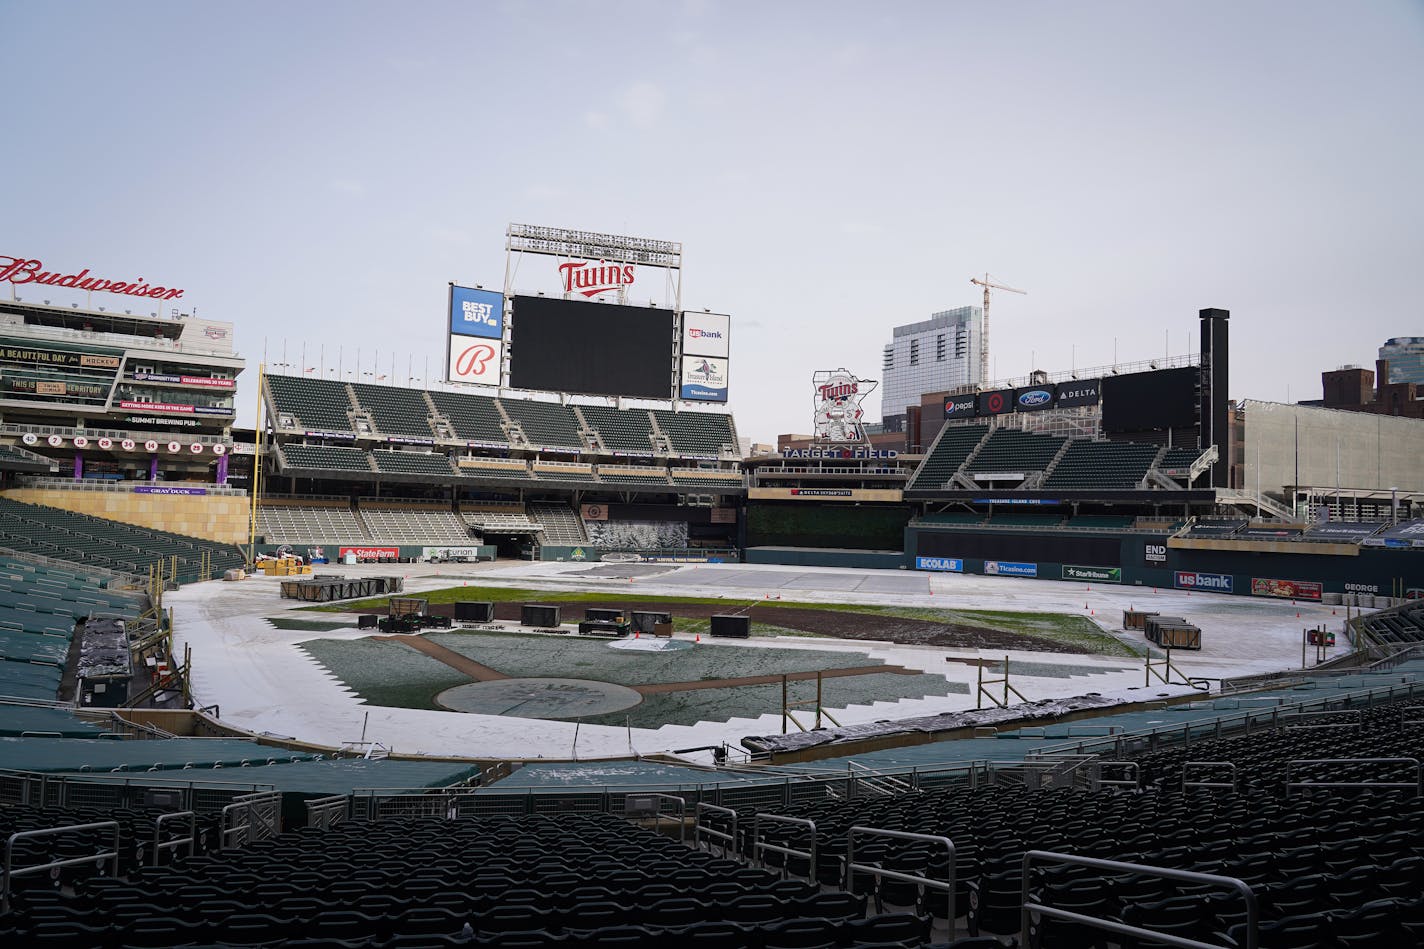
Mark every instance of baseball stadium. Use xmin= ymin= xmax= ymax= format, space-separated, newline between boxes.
xmin=0 ymin=225 xmax=1422 ymax=949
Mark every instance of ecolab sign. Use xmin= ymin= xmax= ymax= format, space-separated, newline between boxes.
xmin=558 ymin=260 xmax=634 ymax=297
xmin=1175 ymin=570 xmax=1234 ymax=593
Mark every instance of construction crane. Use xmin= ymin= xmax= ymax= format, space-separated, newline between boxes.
xmin=970 ymin=273 xmax=1026 ymax=386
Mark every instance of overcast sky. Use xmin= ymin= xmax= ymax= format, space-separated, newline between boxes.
xmin=6 ymin=1 xmax=1422 ymax=443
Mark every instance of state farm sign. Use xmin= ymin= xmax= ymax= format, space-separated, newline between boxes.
xmin=1 ymin=254 xmax=185 ymax=300
xmin=339 ymin=547 xmax=399 ymax=561
xmin=558 ymin=260 xmax=634 ymax=297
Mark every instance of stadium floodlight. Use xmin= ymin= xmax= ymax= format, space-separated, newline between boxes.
xmin=507 ymin=223 xmax=682 ymax=270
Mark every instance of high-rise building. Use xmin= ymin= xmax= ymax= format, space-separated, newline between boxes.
xmin=1380 ymin=337 xmax=1424 ymax=385
xmin=879 ymin=306 xmax=982 ymax=432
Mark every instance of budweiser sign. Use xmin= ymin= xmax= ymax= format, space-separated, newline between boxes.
xmin=0 ymin=254 xmax=185 ymax=300
xmin=558 ymin=260 xmax=634 ymax=297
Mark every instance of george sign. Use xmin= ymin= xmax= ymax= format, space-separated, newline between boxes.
xmin=558 ymin=260 xmax=635 ymax=297
xmin=680 ymin=355 xmax=729 ymax=402
xmin=448 ymin=285 xmax=504 ymax=339
xmin=811 ymin=369 xmax=876 ymax=442
xmin=681 ymin=312 xmax=730 ymax=358
xmin=1055 ymin=379 xmax=1102 ymax=408
xmin=1014 ymin=384 xmax=1057 ymax=413
xmin=943 ymin=395 xmax=976 ymax=418
xmin=976 ymin=389 xmax=1014 ymax=416
xmin=1251 ymin=578 xmax=1323 ymax=601
xmin=1145 ymin=543 xmax=1168 ymax=563
xmin=1175 ymin=570 xmax=1233 ymax=593
xmin=1063 ymin=565 xmax=1121 ymax=583
xmin=447 ymin=336 xmax=502 ymax=386
xmin=134 ymin=485 xmax=208 ymax=496
xmin=339 ymin=546 xmax=399 ymax=561
xmin=985 ymin=560 xmax=1037 ymax=577
xmin=580 ymin=503 xmax=609 ymax=521
xmin=916 ymin=556 xmax=964 ymax=572
xmin=0 ymin=254 xmax=185 ymax=300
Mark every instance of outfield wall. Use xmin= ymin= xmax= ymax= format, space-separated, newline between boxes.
xmin=745 ymin=546 xmax=906 ymax=570
xmin=905 ymin=525 xmax=1424 ymax=599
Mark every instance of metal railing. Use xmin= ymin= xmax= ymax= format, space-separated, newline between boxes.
xmin=219 ymin=790 xmax=281 ymax=849
xmin=0 ymin=768 xmax=276 ymax=812
xmin=3 ymin=821 xmax=120 ymax=913
xmin=1020 ymin=851 xmax=1257 ymax=949
xmin=751 ymin=812 xmax=817 ymax=882
xmin=693 ymin=801 xmax=739 ymax=858
xmin=151 ymin=810 xmax=196 ymax=866
xmin=304 ymin=794 xmax=350 ymax=830
xmin=846 ymin=826 xmax=956 ymax=926
xmin=624 ymin=793 xmax=688 ymax=842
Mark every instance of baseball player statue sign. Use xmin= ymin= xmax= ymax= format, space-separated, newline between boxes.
xmin=811 ymin=369 xmax=877 ymax=442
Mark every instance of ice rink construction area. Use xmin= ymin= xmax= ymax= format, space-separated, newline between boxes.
xmin=169 ymin=560 xmax=1351 ymax=763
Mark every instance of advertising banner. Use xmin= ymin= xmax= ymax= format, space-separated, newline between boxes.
xmin=916 ymin=556 xmax=964 ymax=572
xmin=339 ymin=546 xmax=400 ymax=561
xmin=580 ymin=503 xmax=609 ymax=521
xmin=1251 ymin=577 xmax=1323 ymax=601
xmin=943 ymin=395 xmax=976 ymax=419
xmin=976 ymin=389 xmax=1014 ymax=416
xmin=1063 ymin=564 xmax=1121 ymax=583
xmin=1174 ymin=570 xmax=1234 ymax=593
xmin=134 ymin=486 xmax=208 ymax=496
xmin=449 ymin=285 xmax=504 ymax=339
xmin=681 ymin=311 xmax=730 ymax=358
xmin=0 ymin=346 xmax=121 ymax=369
xmin=1144 ymin=543 xmax=1168 ymax=563
xmin=1055 ymin=378 xmax=1102 ymax=408
xmin=985 ymin=560 xmax=1037 ymax=577
xmin=130 ymin=372 xmax=235 ymax=389
xmin=421 ymin=547 xmax=483 ymax=561
xmin=447 ymin=336 xmax=503 ymax=386
xmin=680 ymin=355 xmax=729 ymax=402
xmin=1014 ymin=384 xmax=1057 ymax=413
xmin=748 ymin=487 xmax=904 ymax=501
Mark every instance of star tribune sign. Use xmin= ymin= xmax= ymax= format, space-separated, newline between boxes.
xmin=811 ymin=369 xmax=877 ymax=443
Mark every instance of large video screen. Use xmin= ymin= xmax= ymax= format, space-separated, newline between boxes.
xmin=508 ymin=296 xmax=674 ymax=399
xmin=1101 ymin=367 xmax=1199 ymax=432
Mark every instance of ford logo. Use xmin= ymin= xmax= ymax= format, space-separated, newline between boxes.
xmin=1018 ymin=389 xmax=1052 ymax=406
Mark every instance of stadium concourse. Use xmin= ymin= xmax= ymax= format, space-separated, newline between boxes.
xmin=169 ymin=560 xmax=1342 ymax=764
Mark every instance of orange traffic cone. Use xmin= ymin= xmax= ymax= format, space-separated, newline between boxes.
xmin=695 ymin=634 xmax=701 ymax=642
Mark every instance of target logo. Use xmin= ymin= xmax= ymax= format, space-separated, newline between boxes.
xmin=986 ymin=392 xmax=1005 ymax=413
xmin=449 ymin=340 xmax=500 ymax=385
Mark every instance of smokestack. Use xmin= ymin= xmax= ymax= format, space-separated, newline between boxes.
xmin=1199 ymin=308 xmax=1230 ymax=488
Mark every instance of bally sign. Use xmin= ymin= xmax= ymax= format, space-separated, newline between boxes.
xmin=558 ymin=260 xmax=634 ymax=297
xmin=0 ymin=255 xmax=185 ymax=300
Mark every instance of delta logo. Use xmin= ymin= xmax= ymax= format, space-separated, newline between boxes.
xmin=558 ymin=260 xmax=634 ymax=297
